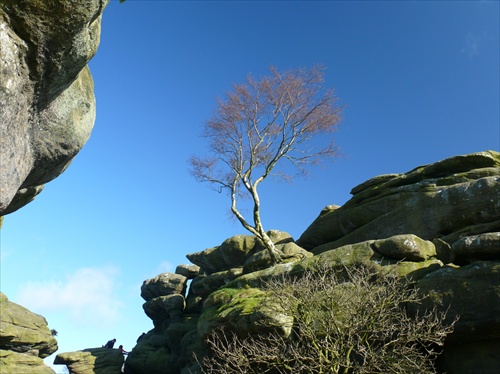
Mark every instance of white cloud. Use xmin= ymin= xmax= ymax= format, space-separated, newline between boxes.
xmin=461 ymin=32 xmax=482 ymax=57
xmin=157 ymin=260 xmax=174 ymax=274
xmin=17 ymin=266 xmax=123 ymax=328
xmin=0 ymin=248 xmax=12 ymax=261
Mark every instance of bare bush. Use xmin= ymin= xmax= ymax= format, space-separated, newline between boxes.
xmin=199 ymin=265 xmax=456 ymax=373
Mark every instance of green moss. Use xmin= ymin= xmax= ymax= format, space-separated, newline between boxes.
xmin=198 ymin=287 xmax=273 ymax=338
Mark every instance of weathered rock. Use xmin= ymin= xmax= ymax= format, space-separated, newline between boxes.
xmin=0 ymin=293 xmax=57 ymax=366
xmin=184 ymin=289 xmax=204 ymax=314
xmin=0 ymin=350 xmax=55 ymax=374
xmin=297 ymin=151 xmax=500 ymax=251
xmin=451 ymin=232 xmax=500 ymax=264
xmin=125 ymin=330 xmax=179 ymax=374
xmin=197 ymin=287 xmax=293 ymax=339
xmin=411 ymin=261 xmax=500 ymax=343
xmin=297 ymin=240 xmax=382 ymax=269
xmin=177 ymin=330 xmax=204 ymax=374
xmin=190 ymin=268 xmax=243 ymax=298
xmin=371 ymin=234 xmax=437 ymax=261
xmin=440 ymin=220 xmax=500 ymax=249
xmin=186 ymin=231 xmax=293 ymax=274
xmin=0 ymin=0 xmax=110 ymax=215
xmin=164 ymin=316 xmax=198 ymax=356
xmin=243 ymin=241 xmax=313 ymax=273
xmin=141 ymin=273 xmax=187 ymax=301
xmin=229 ymin=240 xmax=442 ymax=290
xmin=143 ymin=294 xmax=185 ymax=328
xmin=175 ymin=264 xmax=200 ymax=279
xmin=54 ymin=348 xmax=124 ymax=374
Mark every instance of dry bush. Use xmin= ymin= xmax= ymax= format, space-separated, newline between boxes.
xmin=199 ymin=265 xmax=456 ymax=374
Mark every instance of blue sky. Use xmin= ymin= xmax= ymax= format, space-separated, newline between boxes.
xmin=1 ymin=1 xmax=498 ymax=372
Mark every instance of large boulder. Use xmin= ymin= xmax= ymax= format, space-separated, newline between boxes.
xmin=54 ymin=348 xmax=124 ymax=374
xmin=296 ymin=151 xmax=500 ymax=252
xmin=141 ymin=273 xmax=187 ymax=302
xmin=0 ymin=293 xmax=57 ymax=373
xmin=0 ymin=0 xmax=110 ymax=215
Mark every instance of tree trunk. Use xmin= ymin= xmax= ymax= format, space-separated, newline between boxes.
xmin=258 ymin=229 xmax=283 ymax=264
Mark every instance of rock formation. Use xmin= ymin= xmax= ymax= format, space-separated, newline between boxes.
xmin=54 ymin=348 xmax=125 ymax=374
xmin=0 ymin=1 xmax=109 ymax=372
xmin=0 ymin=0 xmax=109 ymax=216
xmin=0 ymin=293 xmax=58 ymax=374
xmin=123 ymin=150 xmax=499 ymax=374
xmin=296 ymin=150 xmax=500 ymax=253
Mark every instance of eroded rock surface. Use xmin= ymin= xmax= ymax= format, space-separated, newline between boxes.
xmin=54 ymin=348 xmax=124 ymax=374
xmin=296 ymin=151 xmax=500 ymax=252
xmin=0 ymin=293 xmax=58 ymax=374
xmin=0 ymin=0 xmax=110 ymax=215
xmin=1 ymin=1 xmax=109 ymax=372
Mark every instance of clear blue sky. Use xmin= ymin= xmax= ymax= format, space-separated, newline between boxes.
xmin=1 ymin=1 xmax=498 ymax=372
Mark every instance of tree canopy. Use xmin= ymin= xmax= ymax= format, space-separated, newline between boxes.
xmin=190 ymin=66 xmax=343 ymax=263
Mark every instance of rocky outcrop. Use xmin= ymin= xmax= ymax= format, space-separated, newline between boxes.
xmin=0 ymin=0 xmax=110 ymax=215
xmin=54 ymin=348 xmax=124 ymax=374
xmin=296 ymin=150 xmax=500 ymax=253
xmin=125 ymin=151 xmax=500 ymax=374
xmin=125 ymin=270 xmax=198 ymax=374
xmin=0 ymin=293 xmax=58 ymax=374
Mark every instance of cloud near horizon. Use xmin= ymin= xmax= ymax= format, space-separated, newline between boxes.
xmin=17 ymin=266 xmax=123 ymax=328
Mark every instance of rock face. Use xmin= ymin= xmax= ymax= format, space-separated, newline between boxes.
xmin=0 ymin=1 xmax=109 ymax=372
xmin=0 ymin=293 xmax=58 ymax=374
xmin=296 ymin=151 xmax=500 ymax=252
xmin=54 ymin=348 xmax=125 ymax=374
xmin=125 ymin=151 xmax=500 ymax=374
xmin=0 ymin=0 xmax=110 ymax=215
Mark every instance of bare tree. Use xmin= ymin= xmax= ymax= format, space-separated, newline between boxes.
xmin=190 ymin=66 xmax=343 ymax=263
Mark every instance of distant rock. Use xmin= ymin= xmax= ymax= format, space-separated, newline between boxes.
xmin=0 ymin=293 xmax=57 ymax=374
xmin=0 ymin=0 xmax=110 ymax=215
xmin=54 ymin=348 xmax=124 ymax=374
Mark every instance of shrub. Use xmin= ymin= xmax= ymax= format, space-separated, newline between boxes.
xmin=199 ymin=265 xmax=456 ymax=373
